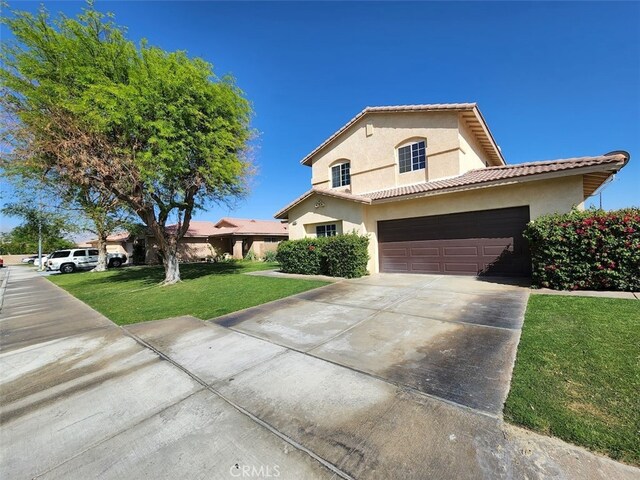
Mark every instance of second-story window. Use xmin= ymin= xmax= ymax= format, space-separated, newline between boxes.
xmin=398 ymin=140 xmax=426 ymax=173
xmin=331 ymin=162 xmax=351 ymax=188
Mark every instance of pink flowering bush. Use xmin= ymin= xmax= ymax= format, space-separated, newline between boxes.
xmin=524 ymin=208 xmax=640 ymax=291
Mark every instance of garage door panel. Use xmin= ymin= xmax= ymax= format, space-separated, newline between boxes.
xmin=383 ymin=248 xmax=409 ymax=258
xmin=378 ymin=207 xmax=530 ymax=277
xmin=443 ymin=246 xmax=478 ymax=256
xmin=409 ymin=247 xmax=440 ymax=257
xmin=381 ymin=261 xmax=410 ymax=272
xmin=443 ymin=263 xmax=481 ymax=274
xmin=483 ymin=244 xmax=513 ymax=256
xmin=410 ymin=263 xmax=441 ymax=273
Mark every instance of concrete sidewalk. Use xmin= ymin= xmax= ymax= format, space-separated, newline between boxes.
xmin=532 ymin=288 xmax=639 ymax=299
xmin=1 ymin=267 xmax=638 ymax=479
xmin=128 ymin=314 xmax=639 ymax=480
xmin=0 ymin=267 xmax=335 ymax=479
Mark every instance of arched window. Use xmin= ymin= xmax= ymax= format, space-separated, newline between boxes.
xmin=330 ymin=160 xmax=351 ymax=188
xmin=397 ymin=139 xmax=426 ymax=173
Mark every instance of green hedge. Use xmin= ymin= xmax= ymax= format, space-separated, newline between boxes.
xmin=276 ymin=233 xmax=369 ymax=278
xmin=524 ymin=208 xmax=640 ymax=291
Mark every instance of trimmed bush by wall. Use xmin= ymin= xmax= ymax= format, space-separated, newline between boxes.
xmin=276 ymin=233 xmax=369 ymax=278
xmin=276 ymin=238 xmax=327 ymax=275
xmin=322 ymin=234 xmax=369 ymax=278
xmin=524 ymin=208 xmax=640 ymax=291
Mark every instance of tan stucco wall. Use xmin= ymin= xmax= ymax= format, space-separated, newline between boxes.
xmin=177 ymin=238 xmax=214 ymax=262
xmin=1 ymin=254 xmax=34 ymax=265
xmin=287 ymin=175 xmax=585 ymax=274
xmin=309 ymin=112 xmax=462 ymax=194
xmin=145 ymin=237 xmax=214 ymax=264
xmin=247 ymin=238 xmax=282 ymax=258
xmin=105 ymin=242 xmax=128 ymax=256
xmin=458 ymin=119 xmax=490 ymax=172
xmin=287 ymin=195 xmax=366 ymax=239
xmin=210 ymin=237 xmax=232 ymax=257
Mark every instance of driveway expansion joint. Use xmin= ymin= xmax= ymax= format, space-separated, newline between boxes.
xmin=30 ymin=388 xmax=208 ymax=480
xmin=225 ymin=321 xmax=503 ymax=420
xmin=122 ymin=326 xmax=354 ymax=480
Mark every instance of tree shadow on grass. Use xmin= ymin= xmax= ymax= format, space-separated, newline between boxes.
xmin=67 ymin=262 xmax=246 ymax=288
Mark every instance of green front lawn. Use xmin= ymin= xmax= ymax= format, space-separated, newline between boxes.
xmin=505 ymin=295 xmax=640 ymax=465
xmin=48 ymin=261 xmax=328 ymax=325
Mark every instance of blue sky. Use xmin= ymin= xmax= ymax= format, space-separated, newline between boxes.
xmin=1 ymin=1 xmax=639 ymax=232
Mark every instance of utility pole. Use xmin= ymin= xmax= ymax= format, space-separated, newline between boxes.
xmin=37 ymin=191 xmax=43 ymax=271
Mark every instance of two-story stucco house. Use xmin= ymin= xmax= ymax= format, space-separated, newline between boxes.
xmin=275 ymin=103 xmax=629 ymax=276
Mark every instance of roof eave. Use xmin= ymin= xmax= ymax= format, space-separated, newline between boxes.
xmin=274 ymin=188 xmax=371 ymax=220
xmin=369 ymin=161 xmax=626 ymax=204
xmin=471 ymin=106 xmax=506 ymax=166
xmin=300 ymin=103 xmax=487 ymax=167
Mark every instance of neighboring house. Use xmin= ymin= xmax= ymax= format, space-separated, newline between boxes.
xmin=86 ymin=232 xmax=135 ymax=263
xmin=275 ymin=103 xmax=629 ymax=276
xmin=146 ymin=218 xmax=288 ymax=262
xmin=88 ymin=218 xmax=288 ymax=264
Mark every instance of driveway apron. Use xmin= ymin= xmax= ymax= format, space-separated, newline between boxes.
xmin=2 ymin=268 xmax=638 ymax=480
xmin=0 ymin=268 xmax=334 ymax=480
xmin=214 ymin=273 xmax=527 ymax=414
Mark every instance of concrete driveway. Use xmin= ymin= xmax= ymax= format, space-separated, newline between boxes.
xmin=215 ymin=273 xmax=529 ymax=414
xmin=2 ymin=267 xmax=638 ymax=479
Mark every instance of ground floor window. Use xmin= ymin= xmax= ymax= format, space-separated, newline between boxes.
xmin=316 ymin=224 xmax=337 ymax=237
xmin=263 ymin=237 xmax=280 ymax=243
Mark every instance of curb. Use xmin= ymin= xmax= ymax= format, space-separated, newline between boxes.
xmin=0 ymin=267 xmax=10 ymax=313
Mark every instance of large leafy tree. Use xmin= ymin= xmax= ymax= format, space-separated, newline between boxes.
xmin=1 ymin=4 xmax=253 ymax=283
xmin=0 ymin=203 xmax=76 ymax=255
xmin=4 ymin=171 xmax=134 ymax=271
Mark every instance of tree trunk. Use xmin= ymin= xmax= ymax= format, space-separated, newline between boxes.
xmin=161 ymin=236 xmax=181 ymax=285
xmin=143 ymin=211 xmax=184 ymax=285
xmin=92 ymin=233 xmax=108 ymax=272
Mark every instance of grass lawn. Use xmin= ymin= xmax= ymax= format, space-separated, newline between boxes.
xmin=48 ymin=261 xmax=328 ymax=326
xmin=505 ymin=294 xmax=640 ymax=465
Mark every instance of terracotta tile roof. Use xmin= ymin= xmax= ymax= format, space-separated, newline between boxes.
xmin=167 ymin=219 xmax=288 ymax=237
xmin=87 ymin=231 xmax=130 ymax=244
xmin=105 ymin=231 xmax=131 ymax=241
xmin=274 ymin=187 xmax=372 ymax=219
xmin=361 ymin=153 xmax=628 ymax=201
xmin=274 ymin=152 xmax=628 ymax=218
xmin=224 ymin=218 xmax=288 ymax=235
xmin=167 ymin=221 xmax=221 ymax=237
xmin=300 ymin=103 xmax=505 ymax=166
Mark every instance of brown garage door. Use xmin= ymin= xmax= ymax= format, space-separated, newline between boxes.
xmin=378 ymin=206 xmax=531 ymax=276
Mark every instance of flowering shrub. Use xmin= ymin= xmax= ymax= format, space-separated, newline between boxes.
xmin=524 ymin=208 xmax=640 ymax=291
xmin=276 ymin=233 xmax=369 ymax=278
xmin=276 ymin=238 xmax=326 ymax=275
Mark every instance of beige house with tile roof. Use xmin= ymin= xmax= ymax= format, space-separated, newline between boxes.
xmin=149 ymin=219 xmax=288 ymax=262
xmin=90 ymin=218 xmax=288 ymax=264
xmin=275 ymin=103 xmax=629 ymax=276
xmin=86 ymin=232 xmax=135 ymax=261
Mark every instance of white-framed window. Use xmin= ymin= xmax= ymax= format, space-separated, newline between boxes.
xmin=331 ymin=162 xmax=351 ymax=188
xmin=398 ymin=140 xmax=426 ymax=173
xmin=316 ymin=224 xmax=337 ymax=237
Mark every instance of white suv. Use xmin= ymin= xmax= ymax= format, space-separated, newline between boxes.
xmin=47 ymin=249 xmax=127 ymax=273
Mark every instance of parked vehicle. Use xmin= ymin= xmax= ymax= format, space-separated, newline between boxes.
xmin=0 ymin=256 xmax=3 ymax=268
xmin=47 ymin=249 xmax=127 ymax=273
xmin=33 ymin=255 xmax=50 ymax=268
xmin=22 ymin=255 xmax=38 ymax=264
